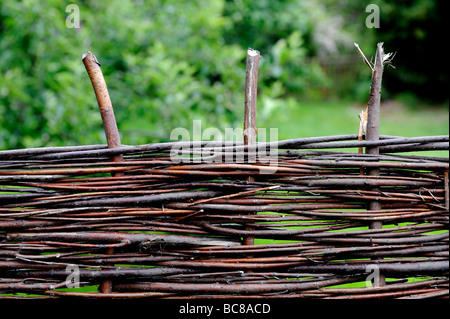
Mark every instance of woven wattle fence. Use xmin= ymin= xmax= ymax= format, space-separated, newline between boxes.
xmin=0 ymin=135 xmax=448 ymax=299
xmin=0 ymin=47 xmax=448 ymax=299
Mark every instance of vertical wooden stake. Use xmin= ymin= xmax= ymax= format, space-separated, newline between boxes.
xmin=243 ymin=48 xmax=260 ymax=246
xmin=82 ymin=51 xmax=123 ymax=162
xmin=365 ymin=43 xmax=385 ymax=286
xmin=244 ymin=48 xmax=260 ymax=147
xmin=444 ymin=171 xmax=449 ymax=211
xmin=82 ymin=51 xmax=123 ymax=293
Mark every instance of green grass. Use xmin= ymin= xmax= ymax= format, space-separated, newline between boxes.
xmin=259 ymin=98 xmax=449 ymax=140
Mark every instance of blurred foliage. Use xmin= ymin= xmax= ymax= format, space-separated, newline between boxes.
xmin=0 ymin=0 xmax=447 ymax=149
xmin=372 ymin=0 xmax=449 ymax=103
xmin=1 ymin=0 xmax=247 ymax=148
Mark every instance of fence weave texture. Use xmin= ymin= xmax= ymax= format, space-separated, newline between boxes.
xmin=0 ymin=134 xmax=448 ymax=299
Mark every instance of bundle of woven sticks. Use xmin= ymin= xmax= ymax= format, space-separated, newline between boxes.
xmin=0 ymin=134 xmax=448 ymax=299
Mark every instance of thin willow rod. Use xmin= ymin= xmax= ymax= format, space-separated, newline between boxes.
xmin=297 ymin=207 xmax=430 ymax=215
xmin=287 ymin=177 xmax=438 ymax=188
xmin=6 ymin=231 xmax=241 ymax=247
xmin=289 ymin=159 xmax=449 ymax=169
xmin=0 ymin=174 xmax=68 ymax=181
xmin=167 ymin=202 xmax=363 ymax=212
xmin=0 ymin=281 xmax=68 ymax=291
xmin=186 ymin=255 xmax=314 ymax=264
xmin=0 ymin=166 xmax=146 ymax=176
xmin=313 ymin=189 xmax=444 ymax=200
xmin=306 ymin=258 xmax=447 ymax=265
xmin=19 ymin=188 xmax=189 ymax=207
xmin=145 ymin=168 xmax=302 ymax=177
xmin=55 ymin=174 xmax=176 ymax=183
xmin=315 ymin=193 xmax=442 ymax=203
xmin=187 ymin=185 xmax=280 ymax=206
xmin=9 ymin=250 xmax=91 ymax=261
xmin=0 ymin=242 xmax=61 ymax=251
xmin=5 ymin=266 xmax=196 ymax=280
xmin=292 ymin=209 xmax=445 ymax=221
xmin=304 ymin=232 xmax=448 ymax=245
xmin=292 ymin=152 xmax=448 ymax=163
xmin=328 ymin=288 xmax=449 ymax=299
xmin=287 ymin=261 xmax=449 ymax=275
xmin=348 ymin=244 xmax=449 ymax=258
xmin=29 ymin=141 xmax=240 ymax=160
xmin=284 ymin=170 xmax=445 ymax=181
xmin=0 ymin=186 xmax=56 ymax=193
xmin=301 ymin=139 xmax=448 ymax=150
xmin=241 ymin=221 xmax=348 ymax=229
xmin=20 ymin=181 xmax=173 ymax=192
xmin=0 ymin=195 xmax=46 ymax=205
xmin=20 ymin=159 xmax=174 ymax=170
xmin=154 ymin=260 xmax=309 ymax=270
xmin=239 ymin=223 xmax=442 ymax=238
xmin=58 ymin=255 xmax=186 ymax=265
xmin=158 ymin=243 xmax=330 ymax=257
xmin=127 ymin=220 xmax=205 ymax=231
xmin=385 ymin=153 xmax=450 ymax=163
xmin=397 ymin=289 xmax=450 ymax=299
xmin=29 ymin=208 xmax=198 ymax=219
xmin=189 ymin=197 xmax=337 ymax=205
xmin=307 ymin=278 xmax=447 ymax=295
xmin=187 ymin=276 xmax=331 ymax=285
xmin=298 ymin=245 xmax=423 ymax=258
xmin=198 ymin=213 xmax=348 ymax=221
xmin=181 ymin=242 xmax=321 ymax=253
xmin=165 ymin=271 xmax=333 ymax=281
xmin=103 ymin=225 xmax=209 ymax=235
xmin=60 ymin=251 xmax=189 ymax=260
xmin=24 ymin=215 xmax=133 ymax=224
xmin=0 ymin=206 xmax=113 ymax=218
xmin=191 ymin=149 xmax=448 ymax=166
xmin=380 ymin=142 xmax=449 ymax=153
xmin=194 ymin=217 xmax=354 ymax=229
xmin=0 ymin=219 xmax=59 ymax=230
xmin=156 ymin=181 xmax=273 ymax=190
xmin=26 ymin=239 xmax=131 ymax=249
xmin=206 ymin=135 xmax=444 ymax=153
xmin=303 ymin=223 xmax=444 ymax=238
xmin=198 ymin=221 xmax=351 ymax=237
xmin=199 ymin=224 xmax=447 ymax=244
xmin=113 ymin=275 xmax=364 ymax=294
xmin=46 ymin=190 xmax=221 ymax=208
xmin=0 ymin=261 xmax=76 ymax=269
xmin=0 ymin=144 xmax=107 ymax=159
xmin=44 ymin=291 xmax=175 ymax=298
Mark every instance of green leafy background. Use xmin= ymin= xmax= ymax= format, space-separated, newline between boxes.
xmin=0 ymin=0 xmax=448 ymax=149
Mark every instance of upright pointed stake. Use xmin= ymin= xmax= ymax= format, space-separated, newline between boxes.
xmin=82 ymin=51 xmax=123 ymax=164
xmin=366 ymin=43 xmax=384 ymax=151
xmin=365 ymin=42 xmax=385 ymax=286
xmin=444 ymin=171 xmax=449 ymax=211
xmin=244 ymin=48 xmax=260 ymax=147
xmin=82 ymin=51 xmax=123 ymax=294
xmin=243 ymin=48 xmax=260 ymax=246
xmin=365 ymin=43 xmax=384 ymax=185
